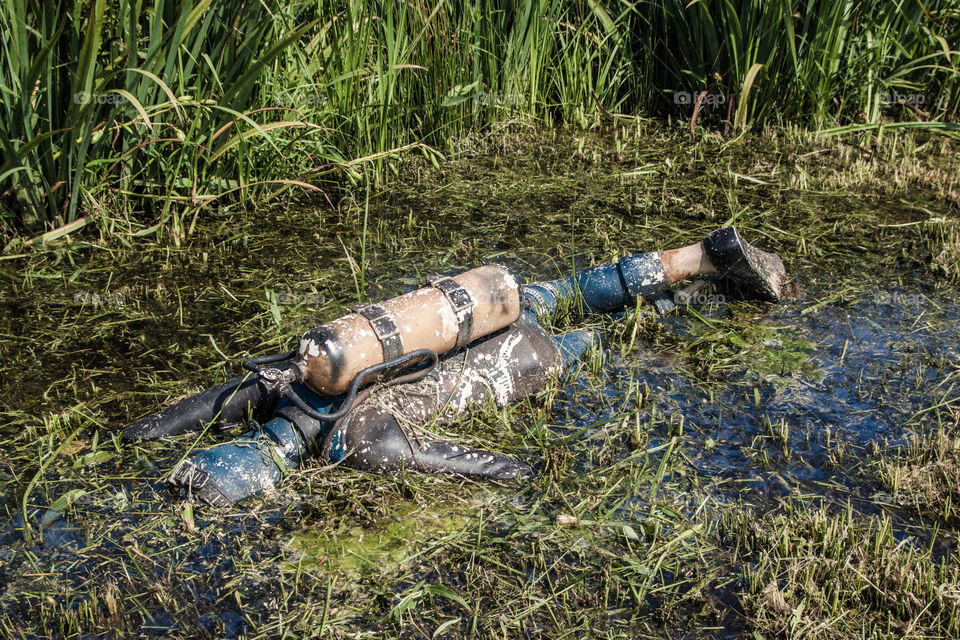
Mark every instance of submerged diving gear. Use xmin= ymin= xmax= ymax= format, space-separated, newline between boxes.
xmin=124 ymin=227 xmax=788 ymax=507
xmin=134 ymin=252 xmax=675 ymax=504
xmin=296 ymin=264 xmax=521 ymax=395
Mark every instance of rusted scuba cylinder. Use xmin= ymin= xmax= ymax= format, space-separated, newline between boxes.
xmin=295 ymin=264 xmax=521 ymax=395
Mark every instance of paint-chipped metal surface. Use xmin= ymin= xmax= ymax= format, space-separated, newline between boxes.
xmin=618 ymin=252 xmax=669 ymax=298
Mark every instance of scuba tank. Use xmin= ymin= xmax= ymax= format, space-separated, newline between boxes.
xmin=122 ymin=265 xmax=522 ymax=440
xmin=296 ymin=264 xmax=520 ymax=395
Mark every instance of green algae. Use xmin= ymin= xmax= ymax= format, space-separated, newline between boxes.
xmin=285 ymin=502 xmax=473 ymax=579
xmin=727 ymin=324 xmax=819 ymax=381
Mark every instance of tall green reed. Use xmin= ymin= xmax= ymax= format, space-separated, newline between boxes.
xmin=1 ymin=0 xmax=637 ymax=236
xmin=0 ymin=0 xmax=956 ymax=239
xmin=631 ymin=0 xmax=959 ymax=130
xmin=0 ymin=0 xmax=331 ymax=239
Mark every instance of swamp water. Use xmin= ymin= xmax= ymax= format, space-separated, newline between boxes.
xmin=1 ymin=127 xmax=959 ymax=638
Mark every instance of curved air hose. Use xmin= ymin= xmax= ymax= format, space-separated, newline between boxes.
xmin=121 ymin=374 xmax=274 ymax=441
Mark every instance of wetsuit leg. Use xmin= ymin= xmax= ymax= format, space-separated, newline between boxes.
xmin=340 ymin=408 xmax=533 ymax=479
xmin=522 ymin=251 xmax=668 ymax=317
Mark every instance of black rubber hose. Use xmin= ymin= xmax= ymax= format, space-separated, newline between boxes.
xmin=284 ymin=348 xmax=438 ymax=425
xmin=317 ymin=350 xmax=438 ymax=461
xmin=242 ymin=349 xmax=297 ymax=373
xmin=121 ymin=374 xmax=273 ymax=441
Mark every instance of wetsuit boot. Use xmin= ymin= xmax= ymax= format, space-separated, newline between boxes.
xmin=701 ymin=227 xmax=787 ymax=301
xmin=521 ymin=227 xmax=787 ymax=314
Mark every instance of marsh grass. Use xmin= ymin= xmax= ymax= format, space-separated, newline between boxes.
xmin=0 ymin=0 xmax=325 ymax=236
xmin=2 ymin=0 xmax=957 ymax=240
xmin=728 ymin=504 xmax=960 ymax=638
xmin=0 ymin=0 xmax=636 ymax=236
xmin=922 ymin=218 xmax=960 ymax=282
xmin=877 ymin=427 xmax=960 ymax=526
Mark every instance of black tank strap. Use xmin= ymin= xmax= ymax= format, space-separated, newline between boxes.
xmin=428 ymin=276 xmax=475 ymax=348
xmin=353 ymin=303 xmax=404 ymax=361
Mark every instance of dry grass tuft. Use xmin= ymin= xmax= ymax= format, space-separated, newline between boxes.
xmin=729 ymin=506 xmax=960 ymax=639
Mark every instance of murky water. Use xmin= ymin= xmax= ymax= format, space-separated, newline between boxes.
xmin=582 ymin=277 xmax=959 ymax=507
xmin=1 ymin=130 xmax=957 ymax=636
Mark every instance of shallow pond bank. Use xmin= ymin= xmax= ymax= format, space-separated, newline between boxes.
xmin=1 ymin=124 xmax=959 ymax=638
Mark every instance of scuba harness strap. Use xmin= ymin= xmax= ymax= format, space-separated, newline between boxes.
xmin=427 ymin=275 xmax=476 ymax=349
xmin=352 ymin=304 xmax=404 ymax=361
